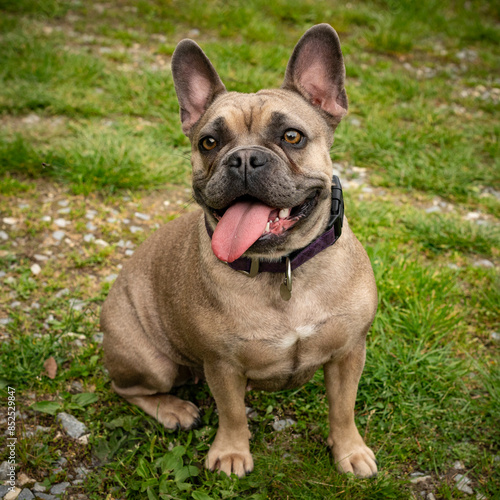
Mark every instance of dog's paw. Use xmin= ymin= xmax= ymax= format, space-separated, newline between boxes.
xmin=157 ymin=396 xmax=200 ymax=430
xmin=329 ymin=438 xmax=377 ymax=478
xmin=206 ymin=446 xmax=254 ymax=478
xmin=128 ymin=394 xmax=200 ymax=430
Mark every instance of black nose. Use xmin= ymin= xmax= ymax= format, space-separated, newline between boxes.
xmin=227 ymin=149 xmax=268 ymax=178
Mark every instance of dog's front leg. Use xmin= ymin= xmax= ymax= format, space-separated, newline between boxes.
xmin=204 ymin=362 xmax=253 ymax=477
xmin=324 ymin=343 xmax=377 ymax=478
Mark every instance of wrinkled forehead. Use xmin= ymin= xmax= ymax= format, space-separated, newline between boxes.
xmin=195 ymin=90 xmax=328 ymax=140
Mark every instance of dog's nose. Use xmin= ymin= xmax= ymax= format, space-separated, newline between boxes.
xmin=227 ymin=149 xmax=268 ymax=173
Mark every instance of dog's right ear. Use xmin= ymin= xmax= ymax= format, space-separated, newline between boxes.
xmin=171 ymin=40 xmax=227 ymax=136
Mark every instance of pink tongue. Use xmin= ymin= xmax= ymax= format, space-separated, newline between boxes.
xmin=212 ymin=200 xmax=273 ymax=263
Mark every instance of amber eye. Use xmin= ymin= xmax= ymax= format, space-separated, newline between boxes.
xmin=200 ymin=136 xmax=217 ymax=151
xmin=283 ymin=129 xmax=303 ymax=145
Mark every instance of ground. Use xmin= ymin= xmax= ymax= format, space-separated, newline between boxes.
xmin=0 ymin=1 xmax=499 ymax=499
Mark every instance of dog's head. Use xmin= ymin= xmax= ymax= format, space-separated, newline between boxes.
xmin=171 ymin=24 xmax=348 ymax=263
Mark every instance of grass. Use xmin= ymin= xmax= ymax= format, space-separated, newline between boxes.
xmin=0 ymin=0 xmax=499 ymax=499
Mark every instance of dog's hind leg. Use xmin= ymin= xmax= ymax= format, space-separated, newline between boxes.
xmin=101 ymin=294 xmax=200 ymax=430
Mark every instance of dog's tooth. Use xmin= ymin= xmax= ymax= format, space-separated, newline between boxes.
xmin=265 ymin=222 xmax=270 ymax=233
xmin=279 ymin=208 xmax=291 ymax=219
xmin=274 ymin=217 xmax=279 ymax=222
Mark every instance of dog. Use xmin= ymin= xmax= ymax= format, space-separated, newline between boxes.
xmin=100 ymin=23 xmax=378 ymax=478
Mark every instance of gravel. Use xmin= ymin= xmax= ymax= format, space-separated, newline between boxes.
xmin=272 ymin=418 xmax=296 ymax=431
xmin=56 ymin=412 xmax=88 ymax=438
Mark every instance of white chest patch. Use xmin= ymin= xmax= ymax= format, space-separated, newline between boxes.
xmin=278 ymin=324 xmax=318 ymax=349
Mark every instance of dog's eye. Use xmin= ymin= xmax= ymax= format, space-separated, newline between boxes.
xmin=283 ymin=129 xmax=303 ymax=145
xmin=200 ymin=136 xmax=218 ymax=151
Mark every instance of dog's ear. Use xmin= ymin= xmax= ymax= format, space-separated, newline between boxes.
xmin=172 ymin=40 xmax=227 ymax=136
xmin=282 ymin=24 xmax=348 ymax=125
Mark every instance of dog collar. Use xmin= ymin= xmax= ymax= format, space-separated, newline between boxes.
xmin=204 ymin=175 xmax=344 ymax=298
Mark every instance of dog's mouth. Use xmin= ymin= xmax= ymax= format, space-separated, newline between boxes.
xmin=209 ymin=191 xmax=319 ymax=263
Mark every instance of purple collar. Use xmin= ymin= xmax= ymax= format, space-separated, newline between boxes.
xmin=205 ymin=175 xmax=344 ymax=275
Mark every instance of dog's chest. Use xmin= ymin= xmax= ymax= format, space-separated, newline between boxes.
xmin=229 ymin=307 xmax=346 ymax=385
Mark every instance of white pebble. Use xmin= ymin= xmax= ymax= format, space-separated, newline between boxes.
xmin=54 ymin=218 xmax=69 ymax=228
xmin=3 ymin=217 xmax=18 ymax=225
xmin=135 ymin=212 xmax=150 ymax=221
xmin=34 ymin=254 xmax=48 ymax=261
xmin=52 ymin=230 xmax=65 ymax=241
xmin=30 ymin=264 xmax=42 ymax=275
xmin=130 ymin=226 xmax=143 ymax=233
xmin=83 ymin=234 xmax=95 ymax=243
xmin=41 ymin=215 xmax=52 ymax=222
xmin=95 ymin=239 xmax=109 ymax=247
xmin=0 ymin=230 xmax=8 ymax=240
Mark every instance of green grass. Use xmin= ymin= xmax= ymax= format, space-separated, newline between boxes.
xmin=0 ymin=0 xmax=499 ymax=499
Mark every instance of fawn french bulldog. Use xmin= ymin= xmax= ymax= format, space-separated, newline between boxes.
xmin=101 ymin=24 xmax=378 ymax=478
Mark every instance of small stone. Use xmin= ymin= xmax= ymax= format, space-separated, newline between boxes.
xmin=34 ymin=254 xmax=48 ymax=261
xmin=425 ymin=206 xmax=441 ymax=213
xmin=104 ymin=274 xmax=118 ymax=283
xmin=125 ymin=249 xmax=134 ymax=256
xmin=476 ymin=493 xmax=487 ymax=500
xmin=106 ymin=217 xmax=117 ymax=223
xmin=74 ymin=466 xmax=90 ymax=478
xmin=52 ymin=230 xmax=65 ymax=241
xmin=50 ymin=482 xmax=71 ymax=495
xmin=55 ymin=288 xmax=69 ymax=298
xmin=3 ymin=217 xmax=18 ymax=225
xmin=0 ymin=461 xmax=10 ymax=479
xmin=129 ymin=225 xmax=143 ymax=233
xmin=455 ymin=474 xmax=473 ymax=495
xmin=85 ymin=221 xmax=97 ymax=231
xmin=17 ymin=473 xmax=34 ymax=487
xmin=491 ymin=332 xmax=500 ymax=342
xmin=85 ymin=210 xmax=97 ymax=219
xmin=5 ymin=488 xmax=21 ymax=500
xmin=17 ymin=489 xmax=35 ymax=500
xmin=447 ymin=263 xmax=460 ymax=270
xmin=10 ymin=301 xmax=21 ymax=308
xmin=41 ymin=216 xmax=52 ymax=222
xmin=188 ymin=28 xmax=200 ymax=37
xmin=34 ymin=493 xmax=57 ymax=500
xmin=410 ymin=471 xmax=425 ymax=477
xmin=77 ymin=434 xmax=89 ymax=445
xmin=0 ymin=485 xmax=11 ymax=497
xmin=30 ymin=264 xmax=42 ymax=276
xmin=411 ymin=475 xmax=432 ymax=484
xmin=54 ymin=218 xmax=68 ymax=228
xmin=95 ymin=239 xmax=109 ymax=247
xmin=57 ymin=200 xmax=69 ymax=207
xmin=57 ymin=412 xmax=88 ymax=438
xmin=33 ymin=483 xmax=46 ymax=493
xmin=57 ymin=207 xmax=70 ymax=214
xmin=272 ymin=418 xmax=296 ymax=431
xmin=427 ymin=494 xmax=437 ymax=500
xmin=473 ymin=259 xmax=494 ymax=268
xmin=134 ymin=212 xmax=150 ymax=221
xmin=163 ymin=200 xmax=171 ymax=207
xmin=350 ymin=117 xmax=361 ymax=127
xmin=93 ymin=332 xmax=104 ymax=343
xmin=69 ymin=299 xmax=86 ymax=311
xmin=453 ymin=460 xmax=465 ymax=469
xmin=83 ymin=234 xmax=95 ymax=243
xmin=465 ymin=211 xmax=481 ymax=220
xmin=0 ymin=230 xmax=8 ymax=240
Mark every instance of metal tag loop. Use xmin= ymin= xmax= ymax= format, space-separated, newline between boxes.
xmin=279 ymin=257 xmax=292 ymax=301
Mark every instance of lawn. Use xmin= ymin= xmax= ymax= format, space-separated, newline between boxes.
xmin=0 ymin=0 xmax=498 ymax=499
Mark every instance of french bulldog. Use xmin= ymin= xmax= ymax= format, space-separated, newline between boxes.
xmin=101 ymin=23 xmax=378 ymax=478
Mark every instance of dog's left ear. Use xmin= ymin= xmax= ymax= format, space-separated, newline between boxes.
xmin=171 ymin=39 xmax=227 ymax=136
xmin=282 ymin=24 xmax=348 ymax=125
